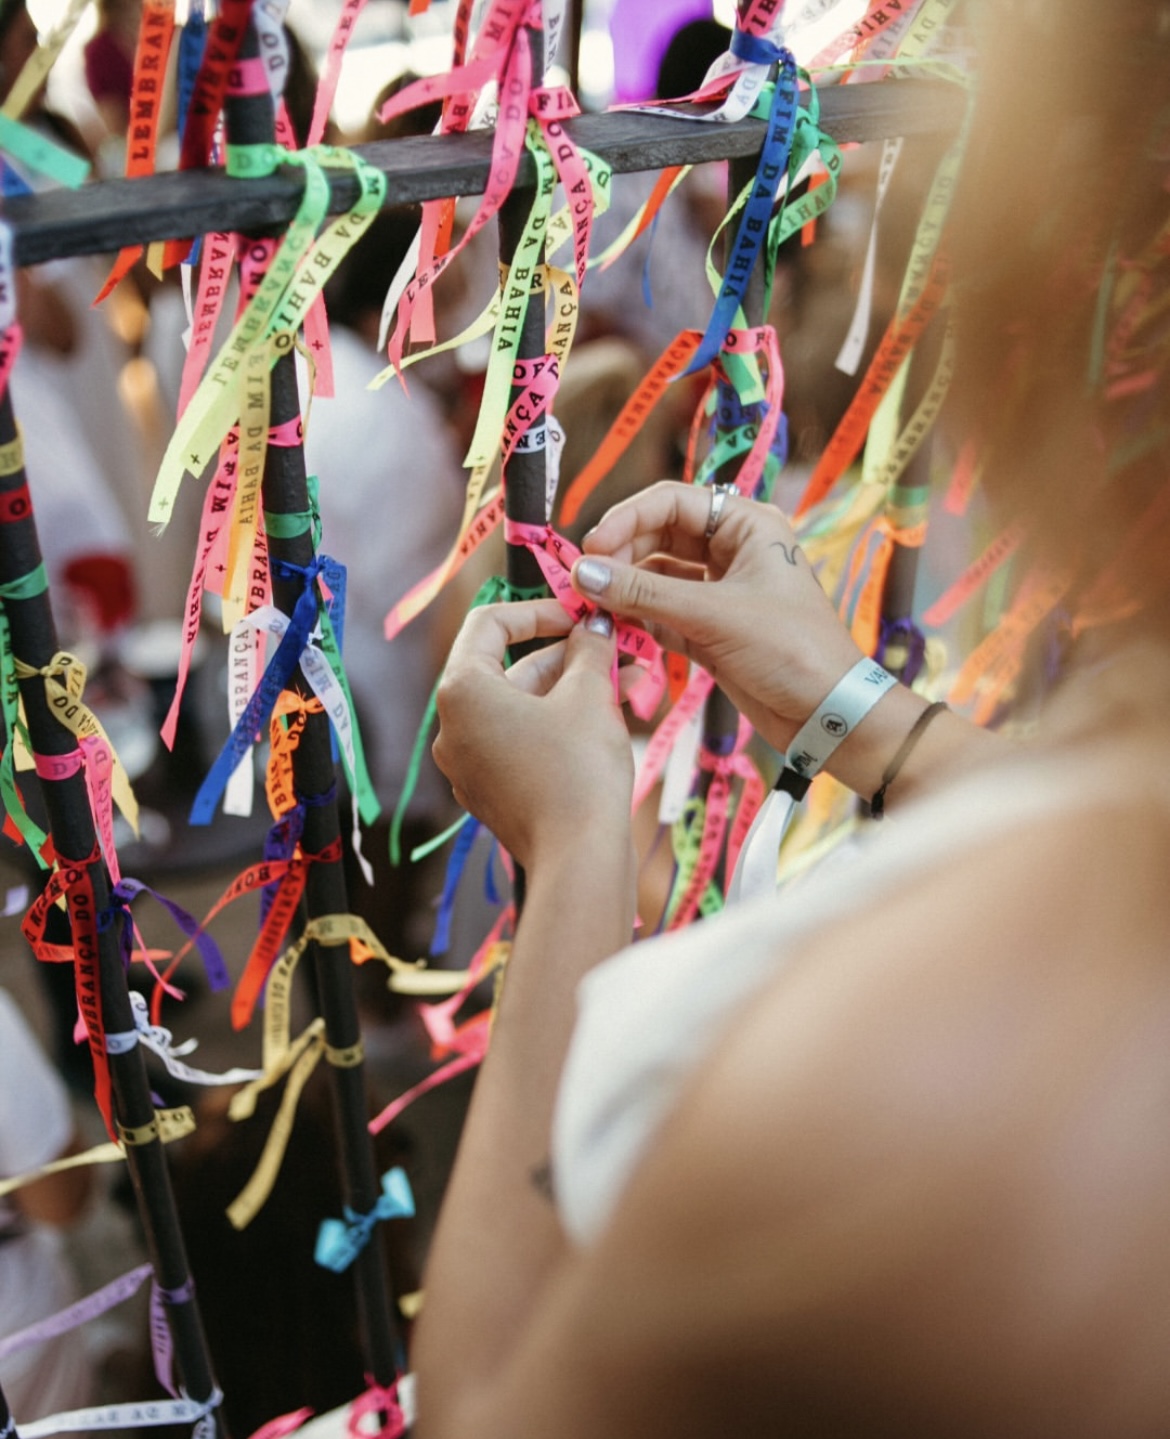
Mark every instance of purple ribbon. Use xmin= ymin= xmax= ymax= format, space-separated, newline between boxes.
xmin=876 ymin=617 xmax=926 ymax=686
xmin=98 ymin=877 xmax=230 ymax=992
xmin=0 ymin=1264 xmax=153 ymax=1362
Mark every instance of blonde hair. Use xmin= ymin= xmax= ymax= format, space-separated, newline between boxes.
xmin=950 ymin=0 xmax=1170 ymax=628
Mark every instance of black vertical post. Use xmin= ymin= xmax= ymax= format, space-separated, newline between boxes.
xmin=223 ymin=19 xmax=402 ymax=1387
xmin=698 ymin=143 xmax=769 ymax=866
xmin=501 ymin=24 xmax=549 ymax=599
xmin=567 ymin=0 xmax=584 ymax=102
xmin=0 ymin=385 xmax=225 ymax=1432
xmin=1 ymin=1379 xmax=19 ymax=1438
xmin=500 ymin=23 xmax=547 ymax=912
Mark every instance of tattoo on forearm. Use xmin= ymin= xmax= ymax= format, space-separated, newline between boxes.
xmin=530 ymin=1159 xmax=555 ymax=1205
xmin=771 ymin=541 xmax=802 ymax=566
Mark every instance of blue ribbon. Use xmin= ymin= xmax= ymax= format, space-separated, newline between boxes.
xmin=771 ymin=410 xmax=789 ymax=469
xmin=713 ymin=380 xmax=757 ymax=433
xmin=0 ymin=160 xmax=31 ymax=198
xmin=259 ymin=804 xmax=305 ymax=930
xmin=483 ymin=838 xmax=503 ymax=907
xmin=683 ymin=50 xmax=799 ymax=379
xmin=313 ymin=1168 xmax=415 ymax=1274
xmin=730 ymin=28 xmax=787 ymax=66
xmin=641 ymin=212 xmax=661 ymax=311
xmin=429 ymin=816 xmax=481 ymax=958
xmin=97 ymin=877 xmax=230 ymax=991
xmin=190 ymin=555 xmax=332 ymax=826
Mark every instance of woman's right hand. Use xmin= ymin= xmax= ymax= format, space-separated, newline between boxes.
xmin=432 ymin=597 xmax=634 ymax=870
xmin=572 ymin=481 xmax=865 ymax=755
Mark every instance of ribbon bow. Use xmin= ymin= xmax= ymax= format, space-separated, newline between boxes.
xmin=20 ymin=651 xmax=140 ymax=833
xmin=314 ymin=1168 xmax=415 ymax=1274
xmin=347 ymin=1380 xmax=408 ymax=1439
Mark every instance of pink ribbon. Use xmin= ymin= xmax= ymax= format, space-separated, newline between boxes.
xmin=381 ymin=6 xmax=534 ymax=372
xmin=503 ymin=518 xmax=666 ymax=719
xmin=668 ymin=715 xmax=764 ymax=930
xmin=247 ymin=1408 xmax=314 ymax=1439
xmin=347 ymin=1382 xmax=407 ymax=1439
xmin=632 ymin=666 xmax=714 ymax=813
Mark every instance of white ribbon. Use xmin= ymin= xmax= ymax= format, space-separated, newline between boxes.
xmin=19 ymin=1389 xmax=223 ymax=1438
xmin=127 ymin=990 xmax=263 ymax=1087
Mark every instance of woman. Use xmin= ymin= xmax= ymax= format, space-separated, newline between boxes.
xmin=412 ymin=1 xmax=1170 ymax=1433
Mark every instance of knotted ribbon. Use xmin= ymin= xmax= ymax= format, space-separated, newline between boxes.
xmin=503 ymin=519 xmax=666 ymax=719
xmin=314 ymin=1168 xmax=415 ymax=1273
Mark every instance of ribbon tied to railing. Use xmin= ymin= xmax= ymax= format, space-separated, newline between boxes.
xmin=683 ymin=44 xmax=798 ymax=379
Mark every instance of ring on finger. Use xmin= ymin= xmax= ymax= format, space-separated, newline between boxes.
xmin=704 ymin=483 xmax=736 ymax=541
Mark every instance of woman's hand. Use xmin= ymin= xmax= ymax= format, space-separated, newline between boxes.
xmin=572 ymin=481 xmax=864 ymax=754
xmin=433 ymin=597 xmax=635 ymax=869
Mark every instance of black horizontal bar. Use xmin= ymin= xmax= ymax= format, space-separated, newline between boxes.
xmin=3 ymin=78 xmax=963 ymax=265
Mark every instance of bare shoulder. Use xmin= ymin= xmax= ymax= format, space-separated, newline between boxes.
xmin=578 ymin=793 xmax=1170 ymax=1437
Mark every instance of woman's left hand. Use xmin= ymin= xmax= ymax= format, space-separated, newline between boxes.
xmin=433 ymin=597 xmax=635 ymax=869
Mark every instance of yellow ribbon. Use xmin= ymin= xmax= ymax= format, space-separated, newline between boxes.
xmin=14 ymin=651 xmax=139 ymax=834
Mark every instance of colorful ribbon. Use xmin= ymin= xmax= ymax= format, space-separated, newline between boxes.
xmin=313 ymin=1168 xmax=415 ymax=1273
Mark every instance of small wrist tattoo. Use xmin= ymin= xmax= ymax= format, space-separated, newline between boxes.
xmin=529 ymin=1159 xmax=556 ymax=1205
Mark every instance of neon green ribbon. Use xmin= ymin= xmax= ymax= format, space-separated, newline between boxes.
xmin=314 ymin=599 xmax=379 ymax=828
xmin=150 ymin=147 xmax=386 ymax=526
xmin=463 ymin=124 xmax=556 ymax=471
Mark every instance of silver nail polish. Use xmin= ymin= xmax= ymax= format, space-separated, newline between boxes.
xmin=576 ymin=557 xmax=611 ymax=595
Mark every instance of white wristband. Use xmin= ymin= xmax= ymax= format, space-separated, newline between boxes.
xmin=784 ymin=657 xmax=897 ymax=780
xmin=728 ymin=659 xmax=896 ymax=907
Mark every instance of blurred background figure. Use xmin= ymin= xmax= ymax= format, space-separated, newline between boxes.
xmin=0 ymin=987 xmax=96 ymax=1425
xmin=577 ymin=18 xmax=730 ymax=358
xmin=607 ymin=0 xmax=716 ymax=105
xmin=83 ymin=0 xmax=140 ymax=142
xmin=0 ymin=0 xmax=142 ymax=655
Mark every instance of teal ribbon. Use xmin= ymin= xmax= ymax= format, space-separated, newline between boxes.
xmin=0 ymin=113 xmax=90 ymax=189
xmin=0 ymin=561 xmax=47 ymax=600
xmin=313 ymin=1167 xmax=414 ymax=1273
xmin=264 ymin=475 xmax=322 ymax=545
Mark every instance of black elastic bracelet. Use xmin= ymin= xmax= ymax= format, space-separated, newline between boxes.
xmin=869 ymin=700 xmax=948 ymax=819
xmin=774 ymin=766 xmax=812 ymax=802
